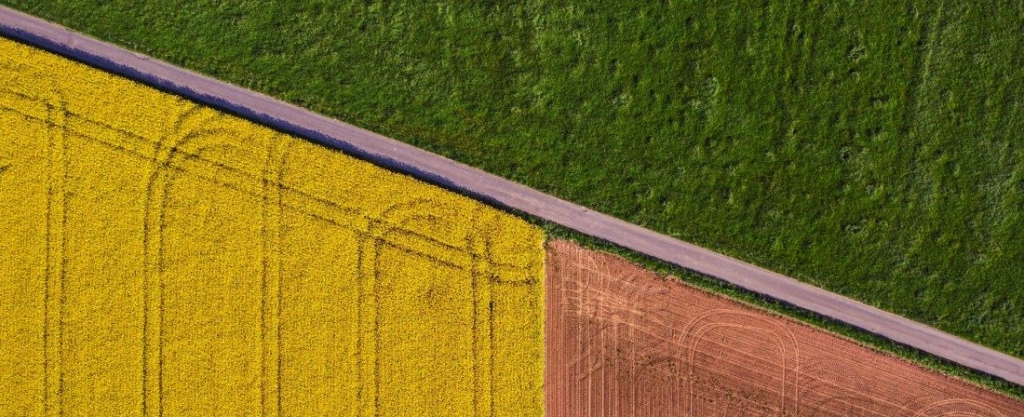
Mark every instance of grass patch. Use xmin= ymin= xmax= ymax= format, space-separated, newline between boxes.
xmin=5 ymin=0 xmax=1023 ymax=371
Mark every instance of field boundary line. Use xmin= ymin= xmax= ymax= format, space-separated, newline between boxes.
xmin=2 ymin=5 xmax=1022 ymax=387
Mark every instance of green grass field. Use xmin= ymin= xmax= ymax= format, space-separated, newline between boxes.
xmin=6 ymin=1 xmax=1023 ymax=361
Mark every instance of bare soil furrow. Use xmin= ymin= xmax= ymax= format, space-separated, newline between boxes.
xmin=546 ymin=239 xmax=1024 ymax=417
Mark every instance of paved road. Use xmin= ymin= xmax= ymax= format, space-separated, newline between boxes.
xmin=3 ymin=5 xmax=1022 ymax=387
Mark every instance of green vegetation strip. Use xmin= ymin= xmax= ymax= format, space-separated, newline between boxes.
xmin=5 ymin=0 xmax=1023 ymax=387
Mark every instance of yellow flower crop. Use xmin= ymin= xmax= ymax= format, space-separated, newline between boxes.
xmin=0 ymin=36 xmax=543 ymax=416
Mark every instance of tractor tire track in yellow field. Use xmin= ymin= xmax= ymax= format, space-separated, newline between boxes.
xmin=0 ymin=35 xmax=545 ymax=417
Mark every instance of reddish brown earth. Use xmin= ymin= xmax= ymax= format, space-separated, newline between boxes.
xmin=545 ymin=239 xmax=1024 ymax=417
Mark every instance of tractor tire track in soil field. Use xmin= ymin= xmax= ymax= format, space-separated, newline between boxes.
xmin=545 ymin=239 xmax=1024 ymax=417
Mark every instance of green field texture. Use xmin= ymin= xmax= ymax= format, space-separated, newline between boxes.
xmin=5 ymin=1 xmax=1023 ymax=360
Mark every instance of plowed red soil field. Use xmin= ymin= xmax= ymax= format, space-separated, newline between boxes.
xmin=545 ymin=239 xmax=1024 ymax=416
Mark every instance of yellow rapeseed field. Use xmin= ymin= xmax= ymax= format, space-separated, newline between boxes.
xmin=0 ymin=36 xmax=544 ymax=416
